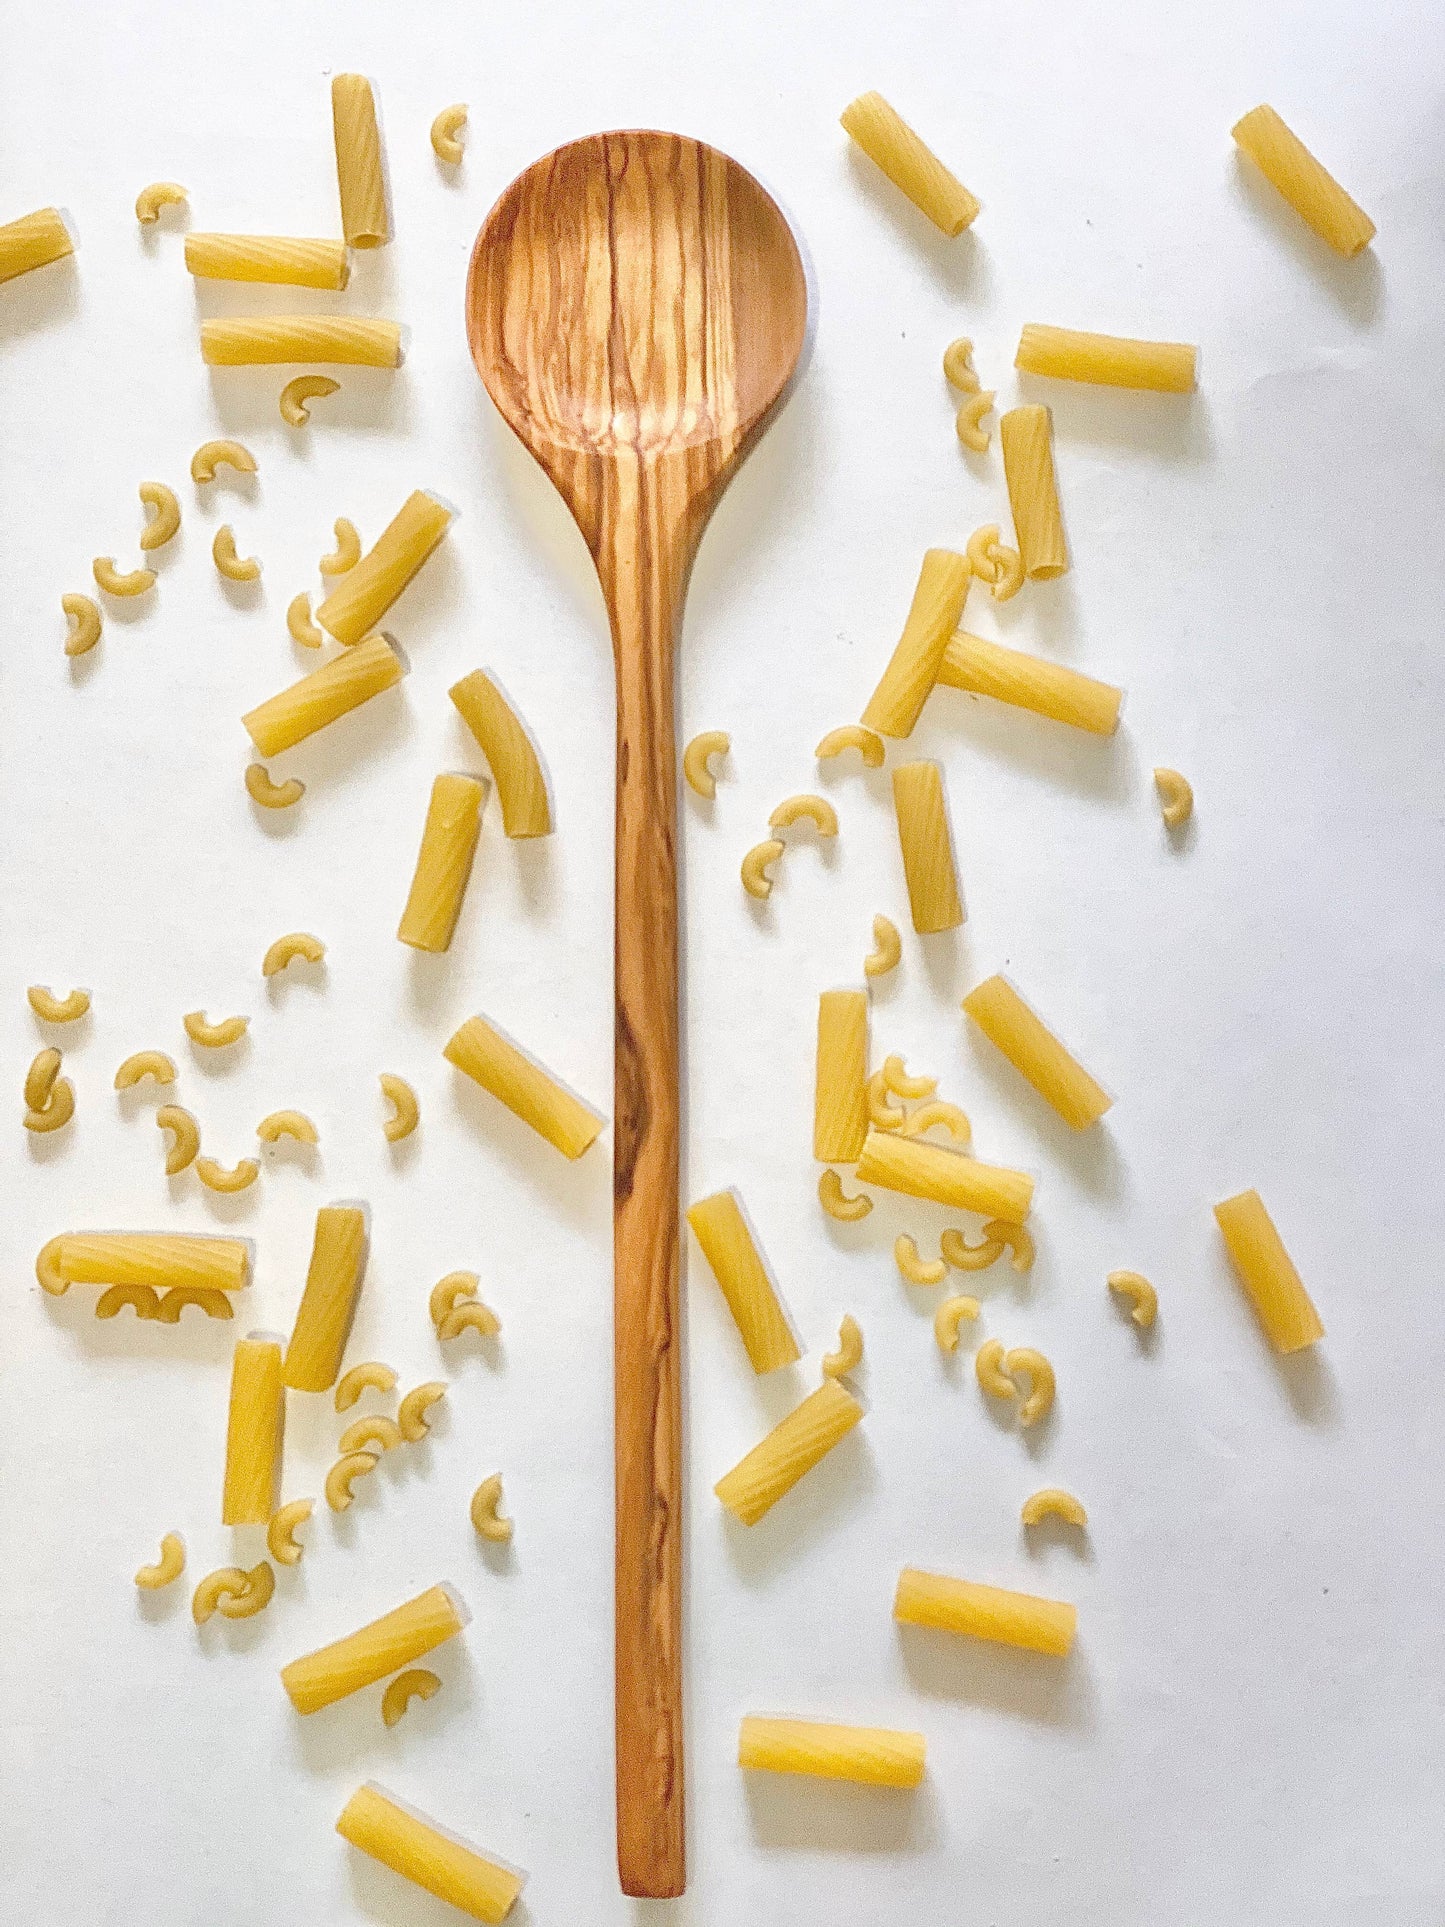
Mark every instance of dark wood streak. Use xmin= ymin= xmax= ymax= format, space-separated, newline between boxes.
xmin=466 ymin=130 xmax=806 ymax=1899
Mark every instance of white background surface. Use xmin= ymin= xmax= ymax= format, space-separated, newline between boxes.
xmin=2 ymin=2 xmax=1443 ymax=1922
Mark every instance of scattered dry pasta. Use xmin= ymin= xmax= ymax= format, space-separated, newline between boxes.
xmin=332 ymin=73 xmax=389 ymax=249
xmin=938 ymin=632 xmax=1124 ymax=735
xmin=263 ymin=931 xmax=325 ymax=977
xmin=443 ymin=1015 xmax=603 ymax=1160
xmin=940 ymin=1228 xmax=1005 ymax=1272
xmin=821 ymin=1314 xmax=863 ymax=1379
xmin=714 ymin=1379 xmax=863 ymax=1525
xmin=137 ymin=482 xmax=180 ymax=552
xmin=256 ymin=1110 xmax=318 ymax=1145
xmin=213 ymin=525 xmax=260 ymax=582
xmin=192 ymin=1566 xmax=250 ymax=1624
xmin=287 ymin=593 xmax=323 ymax=647
xmin=283 ymin=1204 xmax=370 ymax=1392
xmin=217 ymin=1560 xmax=275 ymax=1619
xmin=202 ymin=317 xmax=402 ymax=367
xmin=156 ymin=1104 xmax=200 ymax=1175
xmin=858 ymin=1128 xmax=1034 ymax=1222
xmin=185 ymin=233 xmax=350 ymax=290
xmin=867 ymin=1069 xmax=906 ymax=1131
xmin=894 ymin=1567 xmax=1076 ymax=1656
xmin=243 ymin=633 xmax=407 ymax=756
xmin=1108 ymin=1269 xmax=1158 ymax=1329
xmin=429 ymin=1271 xmax=479 ymax=1327
xmin=686 ymin=1190 xmax=801 ymax=1375
xmin=380 ymin=1073 xmax=419 ymax=1143
xmin=816 ymin=723 xmax=885 ymax=767
xmin=991 ymin=1221 xmax=1036 ymax=1271
xmin=1022 ymin=1488 xmax=1087 ymax=1529
xmin=282 ymin=1585 xmax=468 ymax=1715
xmin=1000 ymin=404 xmax=1068 ymax=580
xmin=156 ymin=1286 xmax=233 ymax=1321
xmin=1015 ymin=323 xmax=1198 ymax=393
xmin=135 ymin=1532 xmax=186 ymax=1589
xmin=769 ymin=793 xmax=838 ymax=838
xmin=934 ymin=1293 xmax=980 ymax=1352
xmin=840 ymin=91 xmax=979 ymax=235
xmin=965 ymin=523 xmax=1005 ymax=583
xmin=963 ymin=975 xmax=1110 ymax=1130
xmin=93 ymin=557 xmax=155 ymax=598
xmin=279 ymin=375 xmax=340 ymax=425
xmin=739 ymin=1714 xmax=926 ymax=1788
xmin=942 ymin=337 xmax=979 ymax=390
xmin=335 ymin=1362 xmax=398 ymax=1411
xmin=24 ymin=1048 xmax=61 ymax=1112
xmin=397 ymin=1382 xmax=447 ymax=1441
xmin=430 ymin=103 xmax=468 ymax=165
xmin=183 ymin=1011 xmax=249 ymax=1049
xmin=340 ymin=1414 xmax=405 ymax=1456
xmin=882 ymin=1053 xmax=935 ymax=1100
xmin=383 ymin=1668 xmax=442 ymax=1726
xmin=318 ymin=492 xmax=453 ymax=645
xmin=223 ymin=1334 xmax=285 ymax=1524
xmin=900 ymin=1099 xmax=971 ymax=1143
xmin=0 ymin=207 xmax=73 ymax=283
xmin=190 ymin=439 xmax=257 ymax=485
xmin=895 ymin=1235 xmax=947 ymax=1286
xmin=96 ymin=1283 xmax=161 ymax=1320
xmin=335 ymin=1784 xmax=523 ymax=1924
xmin=740 ymin=838 xmax=785 ymax=899
xmin=438 ymin=1300 xmax=501 ymax=1344
xmin=864 ymin=914 xmax=901 ymax=978
xmin=135 ymin=181 xmax=187 ymax=224
xmin=267 ymin=1498 xmax=314 ymax=1566
xmin=397 ymin=773 xmax=486 ymax=953
xmin=814 ymin=989 xmax=869 ymax=1162
xmin=61 ymin=593 xmax=102 ymax=656
xmin=28 ymin=985 xmax=90 ymax=1023
xmin=1154 ymin=767 xmax=1194 ymax=828
xmin=956 ymin=390 xmax=995 ymax=452
xmin=470 ymin=1473 xmax=513 ymax=1543
xmin=197 ymin=1156 xmax=260 ymax=1194
xmin=862 ymin=549 xmax=971 ymax=739
xmin=817 ymin=1168 xmax=872 ymax=1222
xmin=320 ymin=517 xmax=362 ymax=575
xmin=682 ymin=729 xmax=730 ymax=800
xmin=326 ymin=1451 xmax=380 ymax=1511
xmin=1231 ymin=103 xmax=1375 ymax=258
xmin=892 ymin=760 xmax=964 ymax=933
xmin=245 ymin=764 xmax=305 ymax=809
xmin=37 ymin=1230 xmax=250 ymax=1297
xmin=975 ymin=1338 xmax=1017 ymax=1401
xmin=114 ymin=1050 xmax=176 ymax=1089
xmin=1214 ymin=1189 xmax=1324 ymax=1353
xmin=1005 ymin=1346 xmax=1056 ymax=1426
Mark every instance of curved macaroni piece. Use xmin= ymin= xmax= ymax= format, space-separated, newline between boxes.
xmin=138 ymin=482 xmax=181 ymax=552
xmin=397 ymin=1381 xmax=448 ymax=1442
xmin=267 ymin=1497 xmax=314 ymax=1566
xmin=987 ymin=1219 xmax=1036 ymax=1272
xmin=382 ymin=1667 xmax=442 ymax=1727
xmin=1005 ymin=1346 xmax=1056 ymax=1426
xmin=213 ymin=525 xmax=260 ymax=582
xmin=196 ymin=1156 xmax=260 ymax=1194
xmin=27 ymin=985 xmax=90 ymax=1023
xmin=1108 ymin=1269 xmax=1158 ymax=1329
xmin=326 ymin=1450 xmax=380 ymax=1511
xmin=24 ymin=1077 xmax=75 ymax=1133
xmin=156 ymin=1104 xmax=201 ymax=1174
xmin=92 ymin=557 xmax=155 ymax=598
xmin=817 ymin=1169 xmax=872 ymax=1222
xmin=192 ymin=1565 xmax=250 ymax=1624
xmin=895 ymin=1235 xmax=947 ymax=1286
xmin=339 ymin=1414 xmax=405 ymax=1456
xmin=373 ymin=1073 xmax=417 ymax=1144
xmin=429 ymin=1270 xmax=479 ymax=1327
xmin=217 ymin=1560 xmax=275 ymax=1619
xmin=934 ymin=1292 xmax=981 ymax=1352
xmin=191 ymin=439 xmax=257 ymax=485
xmin=840 ymin=91 xmax=979 ymax=235
xmin=114 ymin=1050 xmax=176 ymax=1090
xmin=882 ymin=1053 xmax=935 ymax=1100
xmin=336 ymin=1363 xmax=398 ymax=1411
xmin=815 ymin=723 xmax=885 ymax=767
xmin=246 ymin=763 xmax=305 ymax=809
xmin=156 ymin=1286 xmax=233 ymax=1321
xmin=135 ymin=1532 xmax=186 ymax=1588
xmin=740 ymin=838 xmax=785 ymax=900
xmin=287 ymin=592 xmax=323 ymax=648
xmin=988 ymin=541 xmax=1025 ymax=602
xmin=24 ymin=1047 xmax=61 ymax=1112
xmin=263 ymin=932 xmax=325 ymax=978
xmin=955 ymin=389 xmax=995 ymax=452
xmin=135 ymin=181 xmax=187 ymax=224
xmin=864 ymin=913 xmax=901 ymax=978
xmin=975 ymin=1337 xmax=1017 ymax=1401
xmin=62 ymin=592 xmax=102 ymax=656
xmin=965 ymin=523 xmax=1004 ymax=585
xmin=279 ymin=374 xmax=340 ymax=426
xmin=320 ymin=517 xmax=362 ymax=576
xmin=769 ymin=793 xmax=838 ymax=838
xmin=682 ymin=729 xmax=730 ymax=800
xmin=940 ymin=1228 xmax=1005 ymax=1272
xmin=942 ymin=336 xmax=979 ymax=391
xmin=469 ymin=1473 xmax=513 ymax=1542
xmin=1154 ymin=767 xmax=1193 ymax=829
xmin=257 ymin=1110 xmax=318 ymax=1145
xmin=437 ymin=1299 xmax=501 ymax=1343
xmin=867 ymin=1069 xmax=906 ymax=1131
xmin=96 ymin=1283 xmax=161 ymax=1320
xmin=183 ymin=1011 xmax=248 ymax=1049
xmin=430 ymin=103 xmax=468 ymax=165
xmin=900 ymin=1099 xmax=971 ymax=1143
xmin=1021 ymin=1487 xmax=1087 ymax=1528
xmin=821 ymin=1314 xmax=863 ymax=1380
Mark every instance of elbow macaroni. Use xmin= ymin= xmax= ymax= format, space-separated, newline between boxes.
xmin=135 ymin=182 xmax=187 ymax=224
xmin=821 ymin=1314 xmax=863 ymax=1380
xmin=933 ymin=1293 xmax=980 ymax=1352
xmin=940 ymin=1227 xmax=1005 ymax=1272
xmin=816 ymin=723 xmax=885 ymax=767
xmin=279 ymin=375 xmax=339 ymax=425
xmin=469 ymin=1474 xmax=513 ymax=1543
xmin=397 ymin=1381 xmax=448 ymax=1441
xmin=326 ymin=1451 xmax=380 ymax=1511
xmin=245 ymin=764 xmax=305 ymax=809
xmin=430 ymin=104 xmax=468 ymax=165
xmin=61 ymin=593 xmax=102 ymax=656
xmin=339 ymin=1414 xmax=405 ymax=1456
xmin=769 ymin=794 xmax=838 ymax=837
xmin=184 ymin=1011 xmax=249 ymax=1049
xmin=956 ymin=391 xmax=995 ymax=452
xmin=28 ymin=985 xmax=90 ymax=1023
xmin=262 ymin=931 xmax=325 ymax=977
xmin=138 ymin=482 xmax=181 ymax=551
xmin=380 ymin=1073 xmax=419 ymax=1143
xmin=817 ymin=1168 xmax=872 ymax=1221
xmin=437 ymin=1300 xmax=501 ymax=1343
xmin=1108 ymin=1269 xmax=1158 ymax=1329
xmin=900 ymin=1099 xmax=971 ymax=1144
xmin=1005 ymin=1346 xmax=1056 ymax=1426
xmin=287 ymin=593 xmax=323 ymax=647
xmin=335 ymin=1362 xmax=398 ymax=1411
xmin=24 ymin=1047 xmax=61 ymax=1112
xmin=268 ymin=1497 xmax=314 ymax=1566
xmin=740 ymin=838 xmax=785 ymax=899
xmin=1154 ymin=767 xmax=1193 ymax=828
xmin=1022 ymin=1488 xmax=1087 ymax=1528
xmin=92 ymin=557 xmax=155 ymax=598
xmin=682 ymin=729 xmax=730 ymax=800
xmin=114 ymin=1050 xmax=176 ymax=1089
xmin=429 ymin=1271 xmax=479 ymax=1327
xmin=135 ymin=1532 xmax=186 ymax=1588
xmin=256 ymin=1110 xmax=318 ymax=1145
xmin=156 ymin=1104 xmax=200 ymax=1174
xmin=320 ymin=517 xmax=362 ymax=575
xmin=157 ymin=1286 xmax=233 ymax=1321
xmin=863 ymin=914 xmax=901 ymax=978
xmin=212 ymin=525 xmax=260 ymax=582
xmin=382 ymin=1668 xmax=442 ymax=1726
xmin=895 ymin=1235 xmax=947 ymax=1286
xmin=96 ymin=1283 xmax=161 ymax=1319
xmin=196 ymin=1155 xmax=259 ymax=1194
xmin=191 ymin=440 xmax=257 ymax=485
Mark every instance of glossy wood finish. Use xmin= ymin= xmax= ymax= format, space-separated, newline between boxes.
xmin=467 ymin=131 xmax=806 ymax=1897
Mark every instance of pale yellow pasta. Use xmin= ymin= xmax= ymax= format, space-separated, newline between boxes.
xmin=332 ymin=74 xmax=389 ymax=249
xmin=92 ymin=557 xmax=155 ymax=598
xmin=336 ymin=1362 xmax=397 ymax=1411
xmin=894 ymin=1567 xmax=1076 ymax=1656
xmin=682 ymin=729 xmax=730 ymax=799
xmin=858 ymin=1127 xmax=1034 ymax=1223
xmin=279 ymin=375 xmax=340 ymax=425
xmin=963 ymin=975 xmax=1111 ymax=1130
xmin=202 ymin=318 xmax=403 ymax=367
xmin=257 ymin=1110 xmax=318 ymax=1146
xmin=429 ymin=1271 xmax=479 ymax=1327
xmin=135 ymin=182 xmax=187 ymax=224
xmin=740 ymin=838 xmax=785 ymax=899
xmin=1015 ymin=322 xmax=1198 ymax=393
xmin=430 ymin=103 xmax=468 ymax=165
xmin=956 ymin=390 xmax=995 ymax=452
xmin=336 ymin=1783 xmax=524 ymax=1925
xmin=1022 ymin=1488 xmax=1087 ymax=1529
xmin=450 ymin=669 xmax=554 ymax=837
xmin=245 ymin=764 xmax=305 ymax=809
xmin=96 ymin=1283 xmax=161 ymax=1320
xmin=867 ymin=1069 xmax=906 ymax=1131
xmin=190 ymin=439 xmax=258 ymax=485
xmin=192 ymin=1566 xmax=250 ymax=1624
xmin=892 ymin=760 xmax=964 ymax=933
xmin=438 ymin=1301 xmax=501 ymax=1344
xmin=37 ymin=1230 xmax=250 ymax=1298
xmin=940 ymin=1228 xmax=1005 ymax=1272
xmin=861 ymin=549 xmax=971 ymax=739
xmin=25 ymin=1076 xmax=75 ymax=1136
xmin=263 ymin=931 xmax=325 ymax=977
xmin=687 ymin=1190 xmax=801 ymax=1375
xmin=326 ymin=1451 xmax=379 ymax=1511
xmin=380 ymin=1073 xmax=419 ymax=1143
xmin=27 ymin=985 xmax=90 ymax=1023
xmin=340 ymin=1414 xmax=405 ymax=1456
xmin=397 ymin=1381 xmax=448 ymax=1442
xmin=769 ymin=793 xmax=838 ymax=837
xmin=24 ymin=1047 xmax=61 ymax=1112
xmin=882 ymin=1053 xmax=934 ymax=1100
xmin=243 ymin=632 xmax=407 ymax=756
xmin=714 ymin=1378 xmax=863 ymax=1526
xmin=317 ymin=492 xmax=453 ymax=645
xmin=320 ymin=517 xmax=362 ymax=575
xmin=217 ymin=1559 xmax=275 ymax=1619
xmin=443 ymin=1015 xmax=603 ymax=1160
xmin=964 ymin=523 xmax=1004 ymax=585
xmin=61 ymin=592 xmax=102 ymax=656
xmin=1005 ymin=1346 xmax=1056 ymax=1426
xmin=383 ymin=1668 xmax=442 ymax=1726
xmin=397 ymin=774 xmax=486 ymax=952
xmin=1232 ymin=104 xmax=1375 ymax=257
xmin=815 ymin=723 xmax=885 ymax=767
xmin=1154 ymin=767 xmax=1193 ymax=828
xmin=814 ymin=988 xmax=869 ymax=1161
xmin=817 ymin=1169 xmax=872 ymax=1222
xmin=283 ymin=1203 xmax=370 ymax=1392
xmin=942 ymin=337 xmax=979 ymax=391
xmin=137 ymin=482 xmax=180 ymax=552
xmin=822 ymin=1314 xmax=863 ymax=1380
xmin=864 ymin=914 xmax=901 ymax=978
xmin=988 ymin=542 xmax=1025 ymax=601
xmin=1108 ymin=1269 xmax=1158 ymax=1329
xmin=939 ymin=632 xmax=1123 ymax=736
xmin=740 ymin=1714 xmax=926 ymax=1788
xmin=156 ymin=1286 xmax=233 ymax=1322
xmin=899 ymin=1099 xmax=971 ymax=1144
xmin=156 ymin=1103 xmax=200 ymax=1175
xmin=268 ymin=1498 xmax=314 ymax=1566
xmin=185 ymin=232 xmax=350 ymax=290
xmin=184 ymin=1011 xmax=249 ymax=1049
xmin=1214 ymin=1189 xmax=1324 ymax=1353
xmin=135 ymin=1532 xmax=186 ymax=1589
xmin=991 ymin=1220 xmax=1036 ymax=1272
xmin=840 ymin=92 xmax=979 ymax=235
xmin=933 ymin=1293 xmax=980 ymax=1352
xmin=114 ymin=1050 xmax=176 ymax=1089
xmin=282 ymin=1584 xmax=469 ymax=1714
xmin=895 ymin=1235 xmax=947 ymax=1286
xmin=1000 ymin=404 xmax=1068 ymax=580
xmin=222 ymin=1333 xmax=285 ymax=1525
xmin=470 ymin=1474 xmax=513 ymax=1543
xmin=975 ymin=1337 xmax=1016 ymax=1401
xmin=213 ymin=525 xmax=260 ymax=582
xmin=287 ymin=593 xmax=323 ymax=647
xmin=0 ymin=207 xmax=73 ymax=283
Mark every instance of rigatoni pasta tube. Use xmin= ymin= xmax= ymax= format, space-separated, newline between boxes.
xmin=222 ymin=1333 xmax=285 ymax=1525
xmin=242 ymin=632 xmax=405 ymax=756
xmin=839 ymin=93 xmax=979 ymax=236
xmin=739 ymin=1716 xmax=926 ymax=1788
xmin=1000 ymin=405 xmax=1068 ymax=580
xmin=184 ymin=234 xmax=350 ymax=290
xmin=36 ymin=1231 xmax=250 ymax=1298
xmin=316 ymin=491 xmax=453 ymax=646
xmin=962 ymin=975 xmax=1111 ymax=1130
xmin=1213 ymin=1188 xmax=1324 ymax=1353
xmin=714 ymin=1379 xmax=863 ymax=1525
xmin=1015 ymin=324 xmax=1197 ymax=394
xmin=449 ymin=670 xmax=552 ymax=837
xmin=894 ymin=1567 xmax=1076 ymax=1656
xmin=201 ymin=318 xmax=401 ymax=367
xmin=444 ymin=1015 xmax=603 ymax=1159
xmin=282 ymin=1204 xmax=369 ymax=1392
xmin=939 ymin=632 xmax=1123 ymax=736
xmin=892 ymin=761 xmax=963 ymax=933
xmin=397 ymin=774 xmax=485 ymax=952
xmin=281 ymin=1584 xmax=468 ymax=1713
xmin=856 ymin=1127 xmax=1033 ymax=1223
xmin=814 ymin=988 xmax=868 ymax=1162
xmin=1231 ymin=104 xmax=1375 ymax=258
xmin=337 ymin=1784 xmax=523 ymax=1924
xmin=332 ymin=74 xmax=389 ymax=248
xmin=0 ymin=207 xmax=73 ymax=283
xmin=686 ymin=1191 xmax=800 ymax=1375
xmin=860 ymin=549 xmax=970 ymax=738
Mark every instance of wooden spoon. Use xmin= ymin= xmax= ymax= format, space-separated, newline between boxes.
xmin=467 ymin=131 xmax=807 ymax=1897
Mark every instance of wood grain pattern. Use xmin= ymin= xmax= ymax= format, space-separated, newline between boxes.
xmin=467 ymin=131 xmax=806 ymax=1898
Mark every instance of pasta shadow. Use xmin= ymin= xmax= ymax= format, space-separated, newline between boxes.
xmin=931 ymin=681 xmax=1137 ymax=805
xmin=843 ymin=145 xmax=991 ymax=302
xmin=898 ymin=1622 xmax=1097 ymax=1731
xmin=0 ymin=251 xmax=79 ymax=341
xmin=962 ymin=1030 xmax=1130 ymax=1208
xmin=720 ymin=1423 xmax=877 ymax=1582
xmin=743 ymin=1765 xmax=943 ymax=1853
xmin=1230 ymin=153 xmax=1383 ymax=324
xmin=1013 ymin=375 xmax=1216 ymax=466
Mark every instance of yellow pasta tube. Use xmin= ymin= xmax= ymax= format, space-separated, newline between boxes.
xmin=1213 ymin=1188 xmax=1324 ymax=1353
xmin=840 ymin=92 xmax=979 ymax=235
xmin=714 ymin=1379 xmax=863 ymax=1525
xmin=317 ymin=492 xmax=453 ymax=646
xmin=36 ymin=1231 xmax=250 ymax=1298
xmin=431 ymin=104 xmax=468 ymax=166
xmin=1015 ymin=323 xmax=1196 ymax=393
xmin=0 ymin=207 xmax=73 ymax=284
xmin=137 ymin=483 xmax=180 ymax=552
xmin=443 ymin=1015 xmax=603 ymax=1159
xmin=739 ymin=1715 xmax=926 ymax=1788
xmin=282 ymin=1583 xmax=468 ymax=1713
xmin=813 ymin=987 xmax=868 ymax=1162
xmin=1231 ymin=104 xmax=1375 ymax=258
xmin=892 ymin=760 xmax=964 ymax=933
xmin=397 ymin=774 xmax=486 ymax=952
xmin=1000 ymin=404 xmax=1068 ymax=580
xmin=939 ymin=632 xmax=1123 ymax=736
xmin=962 ymin=974 xmax=1111 ymax=1130
xmin=201 ymin=318 xmax=402 ymax=367
xmin=279 ymin=374 xmax=339 ymax=426
xmin=184 ymin=233 xmax=350 ymax=289
xmin=894 ymin=1567 xmax=1076 ymax=1656
xmin=62 ymin=593 xmax=101 ymax=655
xmin=242 ymin=632 xmax=406 ymax=756
xmin=449 ymin=670 xmax=552 ymax=836
xmin=282 ymin=1203 xmax=369 ymax=1393
xmin=860 ymin=549 xmax=971 ymax=739
xmin=686 ymin=1190 xmax=801 ymax=1375
xmin=336 ymin=1784 xmax=523 ymax=1924
xmin=856 ymin=1127 xmax=1034 ymax=1223
xmin=222 ymin=1333 xmax=285 ymax=1525
xmin=332 ymin=74 xmax=389 ymax=249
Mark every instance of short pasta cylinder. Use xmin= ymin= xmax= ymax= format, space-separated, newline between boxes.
xmin=336 ymin=1783 xmax=524 ymax=1924
xmin=813 ymin=988 xmax=869 ymax=1162
xmin=938 ymin=632 xmax=1123 ymax=736
xmin=894 ymin=1567 xmax=1076 ymax=1656
xmin=36 ymin=1231 xmax=250 ymax=1298
xmin=1000 ymin=404 xmax=1068 ymax=580
xmin=1231 ymin=104 xmax=1375 ymax=258
xmin=860 ymin=549 xmax=970 ymax=739
xmin=962 ymin=974 xmax=1111 ymax=1130
xmin=449 ymin=670 xmax=552 ymax=836
xmin=739 ymin=1716 xmax=926 ymax=1788
xmin=222 ymin=1333 xmax=286 ymax=1525
xmin=1015 ymin=323 xmax=1198 ymax=394
xmin=201 ymin=318 xmax=402 ymax=367
xmin=281 ymin=1583 xmax=468 ymax=1713
xmin=0 ymin=207 xmax=73 ymax=285
xmin=397 ymin=774 xmax=486 ymax=952
xmin=686 ymin=1190 xmax=800 ymax=1375
xmin=856 ymin=1127 xmax=1034 ymax=1223
xmin=1213 ymin=1188 xmax=1324 ymax=1354
xmin=714 ymin=1378 xmax=863 ymax=1526
xmin=840 ymin=92 xmax=979 ymax=235
xmin=892 ymin=760 xmax=964 ymax=933
xmin=242 ymin=632 xmax=406 ymax=756
xmin=184 ymin=233 xmax=350 ymax=290
xmin=443 ymin=1015 xmax=603 ymax=1160
xmin=316 ymin=491 xmax=453 ymax=645
xmin=282 ymin=1204 xmax=369 ymax=1393
xmin=331 ymin=74 xmax=389 ymax=249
